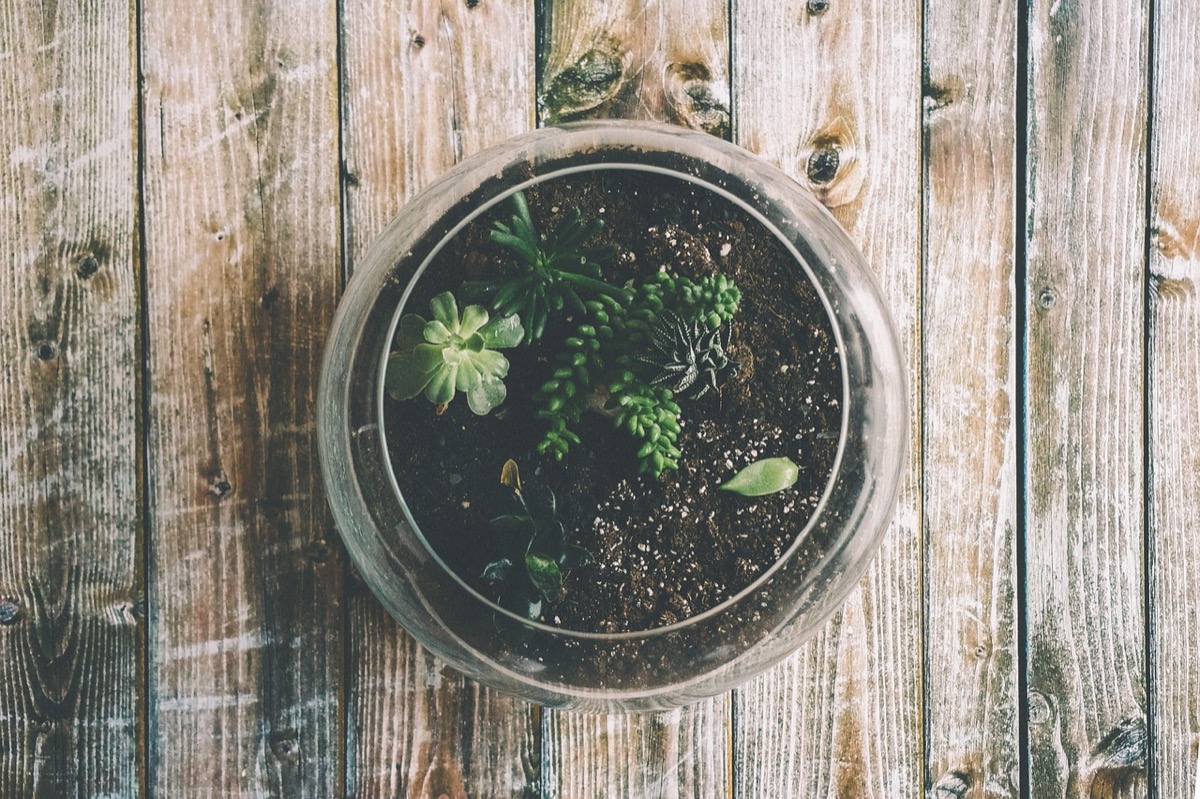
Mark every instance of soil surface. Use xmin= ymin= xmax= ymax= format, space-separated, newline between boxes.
xmin=383 ymin=168 xmax=843 ymax=634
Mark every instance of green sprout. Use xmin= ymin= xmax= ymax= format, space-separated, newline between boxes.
xmin=385 ymin=291 xmax=523 ymax=415
xmin=482 ymin=460 xmax=592 ymax=620
xmin=469 ymin=190 xmax=631 ymax=342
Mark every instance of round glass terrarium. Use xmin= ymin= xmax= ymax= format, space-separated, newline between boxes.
xmin=317 ymin=121 xmax=907 ymax=711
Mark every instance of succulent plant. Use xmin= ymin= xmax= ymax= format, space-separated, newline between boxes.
xmin=637 ymin=310 xmax=733 ymax=400
xmin=467 ymin=190 xmax=631 ymax=342
xmin=385 ymin=291 xmax=523 ymax=415
xmin=531 ymin=272 xmax=741 ymax=476
xmin=481 ymin=460 xmax=592 ymax=620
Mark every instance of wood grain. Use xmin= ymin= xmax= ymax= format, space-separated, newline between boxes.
xmin=338 ymin=1 xmax=540 ymax=796
xmin=0 ymin=0 xmax=140 ymax=795
xmin=536 ymin=2 xmax=732 ymax=797
xmin=1025 ymin=0 xmax=1149 ymax=795
xmin=922 ymin=0 xmax=1019 ymax=795
xmin=731 ymin=0 xmax=924 ymax=795
xmin=140 ymin=0 xmax=345 ymax=794
xmin=538 ymin=0 xmax=729 ymax=137
xmin=1148 ymin=0 xmax=1200 ymax=795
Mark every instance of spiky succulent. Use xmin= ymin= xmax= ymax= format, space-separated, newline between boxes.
xmin=468 ymin=190 xmax=630 ymax=342
xmin=482 ymin=461 xmax=592 ymax=620
xmin=385 ymin=291 xmax=523 ymax=415
xmin=637 ymin=311 xmax=733 ymax=400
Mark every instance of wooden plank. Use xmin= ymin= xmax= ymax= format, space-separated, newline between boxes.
xmin=140 ymin=0 xmax=344 ymax=794
xmin=922 ymin=0 xmax=1020 ymax=795
xmin=0 ymin=0 xmax=141 ymax=795
xmin=731 ymin=0 xmax=924 ymax=795
xmin=1025 ymin=0 xmax=1149 ymax=795
xmin=537 ymin=0 xmax=730 ymax=138
xmin=1148 ymin=1 xmax=1200 ymax=796
xmin=535 ymin=2 xmax=732 ymax=797
xmin=338 ymin=1 xmax=541 ymax=796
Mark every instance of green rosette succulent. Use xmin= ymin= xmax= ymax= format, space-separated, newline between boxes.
xmin=386 ymin=291 xmax=523 ymax=415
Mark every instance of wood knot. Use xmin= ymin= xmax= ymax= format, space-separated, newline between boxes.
xmin=931 ymin=770 xmax=971 ymax=798
xmin=260 ymin=286 xmax=279 ymax=309
xmin=806 ymin=146 xmax=840 ymax=184
xmin=269 ymin=728 xmax=301 ymax=762
xmin=76 ymin=255 xmax=100 ymax=280
xmin=35 ymin=340 xmax=58 ymax=361
xmin=0 ymin=598 xmax=21 ymax=625
xmin=799 ymin=117 xmax=862 ymax=208
xmin=665 ymin=62 xmax=729 ymax=138
xmin=539 ymin=42 xmax=630 ymax=123
xmin=1088 ymin=716 xmax=1146 ymax=775
xmin=1027 ymin=691 xmax=1054 ymax=726
xmin=1036 ymin=286 xmax=1058 ymax=310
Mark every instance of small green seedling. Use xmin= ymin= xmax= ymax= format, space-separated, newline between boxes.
xmin=482 ymin=460 xmax=592 ymax=620
xmin=719 ymin=457 xmax=800 ymax=497
xmin=385 ymin=291 xmax=523 ymax=415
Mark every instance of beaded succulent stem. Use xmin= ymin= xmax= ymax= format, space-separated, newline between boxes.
xmin=533 ymin=272 xmax=740 ymax=477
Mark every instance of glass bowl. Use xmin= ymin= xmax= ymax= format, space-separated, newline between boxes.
xmin=317 ymin=121 xmax=907 ymax=711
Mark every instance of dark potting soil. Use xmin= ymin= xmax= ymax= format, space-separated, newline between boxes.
xmin=383 ymin=168 xmax=843 ymax=634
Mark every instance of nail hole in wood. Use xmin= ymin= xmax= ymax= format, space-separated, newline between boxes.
xmin=261 ymin=286 xmax=279 ymax=309
xmin=411 ymin=32 xmax=426 ymax=48
xmin=465 ymin=0 xmax=479 ymax=7
xmin=36 ymin=341 xmax=57 ymax=361
xmin=807 ymin=0 xmax=830 ymax=14
xmin=1037 ymin=286 xmax=1058 ymax=309
xmin=210 ymin=478 xmax=232 ymax=497
xmin=77 ymin=255 xmax=99 ymax=280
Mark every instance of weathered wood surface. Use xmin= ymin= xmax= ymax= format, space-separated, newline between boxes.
xmin=339 ymin=1 xmax=541 ymax=797
xmin=732 ymin=1 xmax=924 ymax=796
xmin=140 ymin=0 xmax=345 ymax=794
xmin=1025 ymin=0 xmax=1149 ymax=797
xmin=923 ymin=0 xmax=1020 ymax=795
xmin=0 ymin=0 xmax=141 ymax=795
xmin=3 ymin=0 xmax=1199 ymax=795
xmin=536 ymin=2 xmax=733 ymax=797
xmin=1149 ymin=0 xmax=1200 ymax=796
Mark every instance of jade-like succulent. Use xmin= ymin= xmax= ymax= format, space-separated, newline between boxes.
xmin=467 ymin=190 xmax=630 ymax=342
xmin=385 ymin=291 xmax=523 ymax=415
xmin=481 ymin=460 xmax=592 ymax=620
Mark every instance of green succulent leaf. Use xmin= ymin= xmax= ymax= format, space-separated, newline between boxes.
xmin=719 ymin=457 xmax=801 ymax=497
xmin=429 ymin=292 xmax=459 ymax=329
xmin=479 ymin=313 xmax=524 ymax=349
xmin=385 ymin=344 xmax=443 ymax=400
xmin=459 ymin=304 xmax=490 ymax=337
xmin=524 ymin=553 xmax=562 ymax=602
xmin=395 ymin=313 xmax=427 ymax=351
xmin=466 ymin=375 xmax=507 ymax=415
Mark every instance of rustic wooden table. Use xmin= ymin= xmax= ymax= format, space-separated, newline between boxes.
xmin=2 ymin=0 xmax=1196 ymax=796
